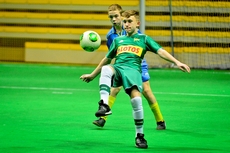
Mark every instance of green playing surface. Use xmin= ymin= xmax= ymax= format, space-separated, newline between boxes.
xmin=0 ymin=63 xmax=230 ymax=153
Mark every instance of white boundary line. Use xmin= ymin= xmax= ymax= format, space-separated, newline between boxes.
xmin=0 ymin=86 xmax=229 ymax=97
xmin=52 ymin=91 xmax=73 ymax=94
xmin=0 ymin=86 xmax=89 ymax=91
xmin=152 ymin=92 xmax=230 ymax=97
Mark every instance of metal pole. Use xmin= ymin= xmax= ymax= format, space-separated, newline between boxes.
xmin=139 ymin=0 xmax=145 ymax=33
xmin=169 ymin=0 xmax=174 ymax=56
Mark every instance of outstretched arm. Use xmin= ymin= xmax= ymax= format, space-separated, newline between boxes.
xmin=80 ymin=57 xmax=112 ymax=83
xmin=157 ymin=48 xmax=190 ymax=73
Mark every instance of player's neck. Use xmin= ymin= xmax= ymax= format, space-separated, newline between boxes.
xmin=127 ymin=29 xmax=138 ymax=36
xmin=114 ymin=24 xmax=123 ymax=35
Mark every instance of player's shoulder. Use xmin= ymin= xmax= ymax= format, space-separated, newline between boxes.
xmin=135 ymin=33 xmax=149 ymax=41
xmin=137 ymin=33 xmax=147 ymax=37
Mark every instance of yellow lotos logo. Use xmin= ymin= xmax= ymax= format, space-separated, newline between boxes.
xmin=117 ymin=45 xmax=143 ymax=57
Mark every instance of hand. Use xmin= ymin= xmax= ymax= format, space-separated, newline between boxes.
xmin=177 ymin=63 xmax=191 ymax=73
xmin=80 ymin=74 xmax=94 ymax=83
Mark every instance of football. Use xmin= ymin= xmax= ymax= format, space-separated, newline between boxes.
xmin=80 ymin=30 xmax=101 ymax=52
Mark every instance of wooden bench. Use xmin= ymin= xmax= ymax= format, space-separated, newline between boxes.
xmin=1 ymin=26 xmax=229 ymax=44
xmin=1 ymin=11 xmax=229 ymax=29
xmin=25 ymin=42 xmax=229 ymax=53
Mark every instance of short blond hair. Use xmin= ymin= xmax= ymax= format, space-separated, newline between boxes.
xmin=108 ymin=4 xmax=123 ymax=14
xmin=122 ymin=10 xmax=139 ymax=21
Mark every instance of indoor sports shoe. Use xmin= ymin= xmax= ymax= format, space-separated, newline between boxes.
xmin=93 ymin=118 xmax=106 ymax=127
xmin=95 ymin=100 xmax=112 ymax=117
xmin=135 ymin=133 xmax=148 ymax=149
xmin=156 ymin=121 xmax=166 ymax=130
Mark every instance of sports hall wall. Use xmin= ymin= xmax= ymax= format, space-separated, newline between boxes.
xmin=0 ymin=0 xmax=229 ymax=69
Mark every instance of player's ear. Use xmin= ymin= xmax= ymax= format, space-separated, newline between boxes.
xmin=137 ymin=21 xmax=140 ymax=27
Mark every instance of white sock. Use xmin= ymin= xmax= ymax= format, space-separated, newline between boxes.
xmin=131 ymin=97 xmax=144 ymax=136
xmin=99 ymin=66 xmax=114 ymax=105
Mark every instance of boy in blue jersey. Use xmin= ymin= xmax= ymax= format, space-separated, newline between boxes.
xmin=80 ymin=9 xmax=190 ymax=149
xmin=93 ymin=4 xmax=166 ymax=130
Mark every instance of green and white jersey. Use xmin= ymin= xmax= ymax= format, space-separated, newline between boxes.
xmin=106 ymin=33 xmax=162 ymax=72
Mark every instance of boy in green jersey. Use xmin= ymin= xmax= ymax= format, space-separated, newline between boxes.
xmin=80 ymin=10 xmax=190 ymax=149
xmin=94 ymin=4 xmax=165 ymax=130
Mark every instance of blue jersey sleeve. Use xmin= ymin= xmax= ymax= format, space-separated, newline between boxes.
xmin=106 ymin=39 xmax=117 ymax=59
xmin=107 ymin=34 xmax=119 ymax=49
xmin=106 ymin=36 xmax=114 ymax=49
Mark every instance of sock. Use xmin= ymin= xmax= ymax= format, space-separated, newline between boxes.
xmin=99 ymin=66 xmax=113 ymax=105
xmin=101 ymin=95 xmax=116 ymax=121
xmin=99 ymin=90 xmax=109 ymax=105
xmin=149 ymin=102 xmax=164 ymax=122
xmin=131 ymin=97 xmax=144 ymax=136
xmin=108 ymin=95 xmax=116 ymax=108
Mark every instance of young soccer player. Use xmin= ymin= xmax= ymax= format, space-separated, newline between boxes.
xmin=80 ymin=10 xmax=190 ymax=149
xmin=93 ymin=4 xmax=166 ymax=130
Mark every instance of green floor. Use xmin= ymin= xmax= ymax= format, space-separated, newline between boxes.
xmin=0 ymin=63 xmax=230 ymax=153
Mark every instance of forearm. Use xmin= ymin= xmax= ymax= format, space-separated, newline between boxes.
xmin=157 ymin=48 xmax=191 ymax=72
xmin=157 ymin=48 xmax=181 ymax=65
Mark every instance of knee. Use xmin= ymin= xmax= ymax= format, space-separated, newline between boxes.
xmin=101 ymin=66 xmax=113 ymax=77
xmin=110 ymin=87 xmax=122 ymax=97
xmin=142 ymin=86 xmax=151 ymax=95
xmin=131 ymin=97 xmax=143 ymax=111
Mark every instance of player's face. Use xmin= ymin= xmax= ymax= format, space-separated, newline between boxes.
xmin=123 ymin=16 xmax=140 ymax=36
xmin=108 ymin=10 xmax=122 ymax=27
